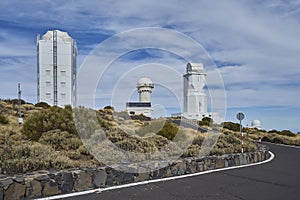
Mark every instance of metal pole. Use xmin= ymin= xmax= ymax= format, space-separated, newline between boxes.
xmin=18 ymin=83 xmax=22 ymax=125
xmin=240 ymin=119 xmax=243 ymax=153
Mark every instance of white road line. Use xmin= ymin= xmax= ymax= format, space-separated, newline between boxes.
xmin=36 ymin=151 xmax=275 ymax=200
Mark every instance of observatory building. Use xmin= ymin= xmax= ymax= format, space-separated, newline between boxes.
xmin=173 ymin=63 xmax=221 ymax=123
xmin=37 ymin=30 xmax=77 ymax=107
xmin=251 ymin=119 xmax=262 ymax=129
xmin=126 ymin=77 xmax=154 ymax=118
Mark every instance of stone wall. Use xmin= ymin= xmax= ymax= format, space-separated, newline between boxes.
xmin=0 ymin=150 xmax=270 ymax=199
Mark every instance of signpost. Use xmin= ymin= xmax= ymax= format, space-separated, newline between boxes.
xmin=236 ymin=112 xmax=245 ymax=153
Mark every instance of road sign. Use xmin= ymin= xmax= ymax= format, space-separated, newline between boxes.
xmin=236 ymin=112 xmax=245 ymax=154
xmin=236 ymin=112 xmax=245 ymax=121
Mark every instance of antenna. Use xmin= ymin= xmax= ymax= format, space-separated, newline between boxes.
xmin=18 ymin=83 xmax=23 ymax=125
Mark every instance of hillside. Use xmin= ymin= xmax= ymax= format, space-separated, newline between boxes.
xmin=1 ymin=100 xmax=295 ymax=174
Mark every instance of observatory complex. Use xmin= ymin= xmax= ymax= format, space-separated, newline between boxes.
xmin=37 ymin=30 xmax=77 ymax=107
xmin=126 ymin=77 xmax=154 ymax=118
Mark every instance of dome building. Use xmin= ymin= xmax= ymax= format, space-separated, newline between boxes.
xmin=126 ymin=77 xmax=154 ymax=118
xmin=251 ymin=119 xmax=262 ymax=129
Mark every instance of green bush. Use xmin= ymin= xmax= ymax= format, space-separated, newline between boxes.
xmin=35 ymin=101 xmax=50 ymax=109
xmin=157 ymin=121 xmax=179 ymax=140
xmin=21 ymin=106 xmax=77 ymax=141
xmin=198 ymin=117 xmax=213 ymax=126
xmin=278 ymin=130 xmax=296 ymax=137
xmin=0 ymin=113 xmax=9 ymax=124
xmin=222 ymin=122 xmax=240 ymax=132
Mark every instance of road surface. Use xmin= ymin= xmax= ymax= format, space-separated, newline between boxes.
xmin=65 ymin=143 xmax=300 ymax=200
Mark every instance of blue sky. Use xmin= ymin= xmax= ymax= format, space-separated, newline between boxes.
xmin=0 ymin=0 xmax=299 ymax=133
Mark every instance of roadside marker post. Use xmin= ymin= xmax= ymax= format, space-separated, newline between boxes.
xmin=236 ymin=112 xmax=245 ymax=153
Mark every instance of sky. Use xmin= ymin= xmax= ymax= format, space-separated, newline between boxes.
xmin=0 ymin=0 xmax=299 ymax=133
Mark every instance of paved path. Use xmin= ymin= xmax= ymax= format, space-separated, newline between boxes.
xmin=65 ymin=143 xmax=300 ymax=200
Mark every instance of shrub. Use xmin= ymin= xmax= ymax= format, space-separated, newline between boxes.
xmin=39 ymin=129 xmax=82 ymax=151
xmin=198 ymin=117 xmax=213 ymax=127
xmin=21 ymin=106 xmax=77 ymax=141
xmin=0 ymin=143 xmax=74 ymax=174
xmin=157 ymin=121 xmax=179 ymax=140
xmin=35 ymin=101 xmax=50 ymax=109
xmin=262 ymin=136 xmax=272 ymax=142
xmin=278 ymin=130 xmax=296 ymax=137
xmin=104 ymin=105 xmax=114 ymax=110
xmin=0 ymin=113 xmax=9 ymax=124
xmin=222 ymin=122 xmax=241 ymax=132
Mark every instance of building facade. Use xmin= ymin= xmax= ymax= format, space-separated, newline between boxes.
xmin=37 ymin=30 xmax=77 ymax=107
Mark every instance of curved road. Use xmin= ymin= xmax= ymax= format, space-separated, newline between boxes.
xmin=66 ymin=143 xmax=300 ymax=200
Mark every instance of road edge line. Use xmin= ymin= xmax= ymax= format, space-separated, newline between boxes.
xmin=36 ymin=151 xmax=275 ymax=200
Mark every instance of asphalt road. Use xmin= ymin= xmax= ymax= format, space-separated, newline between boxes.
xmin=65 ymin=143 xmax=300 ymax=200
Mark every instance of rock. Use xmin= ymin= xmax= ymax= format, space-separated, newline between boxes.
xmin=215 ymin=158 xmax=225 ymax=169
xmin=93 ymin=170 xmax=107 ymax=187
xmin=204 ymin=159 xmax=211 ymax=171
xmin=0 ymin=178 xmax=13 ymax=190
xmin=197 ymin=161 xmax=204 ymax=172
xmin=162 ymin=168 xmax=172 ymax=178
xmin=60 ymin=172 xmax=74 ymax=193
xmin=121 ymin=173 xmax=134 ymax=184
xmin=239 ymin=154 xmax=247 ymax=165
xmin=74 ymin=171 xmax=93 ymax=191
xmin=26 ymin=179 xmax=42 ymax=199
xmin=5 ymin=182 xmax=25 ymax=200
xmin=34 ymin=174 xmax=50 ymax=181
xmin=42 ymin=180 xmax=60 ymax=197
xmin=234 ymin=155 xmax=240 ymax=166
xmin=0 ymin=187 xmax=3 ymax=200
xmin=186 ymin=161 xmax=197 ymax=174
xmin=13 ymin=175 xmax=24 ymax=183
xmin=177 ymin=162 xmax=186 ymax=175
xmin=134 ymin=173 xmax=150 ymax=182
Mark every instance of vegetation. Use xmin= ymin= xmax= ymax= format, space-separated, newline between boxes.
xmin=1 ymin=99 xmax=299 ymax=174
xmin=222 ymin=121 xmax=240 ymax=132
xmin=21 ymin=105 xmax=77 ymax=141
xmin=198 ymin=117 xmax=213 ymax=127
xmin=0 ymin=113 xmax=9 ymax=125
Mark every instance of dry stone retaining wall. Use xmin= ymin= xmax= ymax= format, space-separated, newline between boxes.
xmin=0 ymin=150 xmax=270 ymax=199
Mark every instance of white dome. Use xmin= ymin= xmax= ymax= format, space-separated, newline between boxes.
xmin=137 ymin=77 xmax=153 ymax=87
xmin=251 ymin=120 xmax=261 ymax=128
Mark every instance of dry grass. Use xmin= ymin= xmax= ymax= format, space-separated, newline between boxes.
xmin=2 ymin=100 xmax=289 ymax=174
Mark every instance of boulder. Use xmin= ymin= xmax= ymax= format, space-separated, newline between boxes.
xmin=74 ymin=171 xmax=93 ymax=191
xmin=93 ymin=170 xmax=107 ymax=187
xmin=26 ymin=179 xmax=42 ymax=199
xmin=42 ymin=180 xmax=60 ymax=197
xmin=5 ymin=182 xmax=25 ymax=200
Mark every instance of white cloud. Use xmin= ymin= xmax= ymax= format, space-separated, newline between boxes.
xmin=0 ymin=0 xmax=300 ymax=131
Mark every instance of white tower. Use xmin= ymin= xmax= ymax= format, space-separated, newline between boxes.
xmin=126 ymin=77 xmax=154 ymax=118
xmin=137 ymin=77 xmax=154 ymax=102
xmin=37 ymin=30 xmax=77 ymax=107
xmin=183 ymin=63 xmax=207 ymax=115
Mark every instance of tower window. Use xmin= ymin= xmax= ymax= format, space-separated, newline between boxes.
xmin=61 ymin=93 xmax=66 ymax=99
xmin=61 ymin=70 xmax=66 ymax=76
xmin=61 ymin=82 xmax=66 ymax=87
xmin=46 ymin=70 xmax=51 ymax=76
xmin=46 ymin=93 xmax=51 ymax=98
xmin=46 ymin=81 xmax=51 ymax=87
